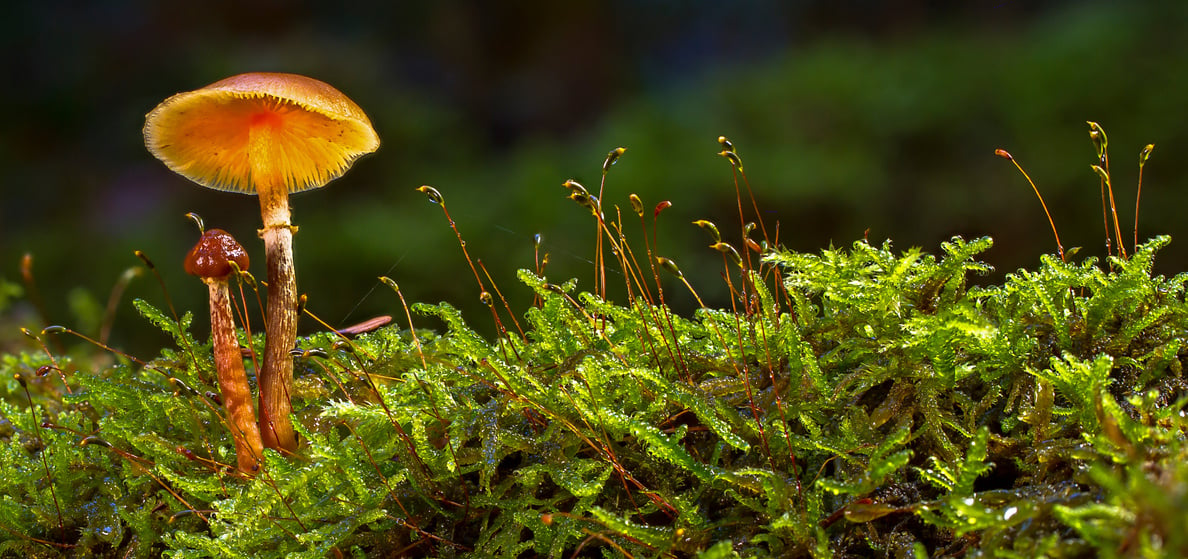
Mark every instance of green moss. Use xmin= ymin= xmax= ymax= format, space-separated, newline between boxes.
xmin=3 ymin=142 xmax=1188 ymax=558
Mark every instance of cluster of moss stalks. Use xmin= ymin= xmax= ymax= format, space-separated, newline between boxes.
xmin=2 ymin=138 xmax=1188 ymax=558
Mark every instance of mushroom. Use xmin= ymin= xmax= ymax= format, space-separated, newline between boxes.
xmin=144 ymin=73 xmax=380 ymax=453
xmin=184 ymin=228 xmax=264 ymax=474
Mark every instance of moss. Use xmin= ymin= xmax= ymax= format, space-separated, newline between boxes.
xmin=3 ymin=137 xmax=1188 ymax=558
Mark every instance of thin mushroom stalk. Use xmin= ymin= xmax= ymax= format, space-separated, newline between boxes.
xmin=250 ymin=118 xmax=300 ymax=452
xmin=185 ymin=228 xmax=264 ymax=474
xmin=144 ymin=72 xmax=380 ymax=454
xmin=258 ymin=226 xmax=298 ymax=452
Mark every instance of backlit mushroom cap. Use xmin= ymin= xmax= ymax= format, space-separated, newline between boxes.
xmin=144 ymin=72 xmax=380 ymax=194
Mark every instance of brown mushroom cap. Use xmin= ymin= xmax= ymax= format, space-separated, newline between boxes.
xmin=144 ymin=72 xmax=380 ymax=194
xmin=185 ymin=228 xmax=250 ymax=280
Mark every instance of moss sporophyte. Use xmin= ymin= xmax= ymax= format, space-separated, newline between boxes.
xmin=6 ymin=117 xmax=1188 ymax=557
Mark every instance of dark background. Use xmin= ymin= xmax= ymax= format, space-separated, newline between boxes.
xmin=3 ymin=1 xmax=1187 ymax=354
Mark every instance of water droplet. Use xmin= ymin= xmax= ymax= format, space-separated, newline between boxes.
xmin=479 ymin=291 xmax=494 ymax=306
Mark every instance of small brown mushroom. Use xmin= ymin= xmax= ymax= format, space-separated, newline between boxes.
xmin=145 ymin=73 xmax=380 ymax=453
xmin=185 ymin=228 xmax=264 ymax=474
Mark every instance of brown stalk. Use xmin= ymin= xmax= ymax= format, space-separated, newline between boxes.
xmin=205 ymin=277 xmax=265 ymax=474
xmin=995 ymin=149 xmax=1065 ymax=262
xmin=255 ymin=157 xmax=299 ymax=453
xmin=186 ymin=228 xmax=265 ymax=474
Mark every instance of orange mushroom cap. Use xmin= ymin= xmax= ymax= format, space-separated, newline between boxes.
xmin=144 ymin=72 xmax=380 ymax=194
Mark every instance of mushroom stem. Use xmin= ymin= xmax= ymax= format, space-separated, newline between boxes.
xmin=206 ymin=277 xmax=265 ymax=474
xmin=251 ymin=121 xmax=299 ymax=453
xmin=259 ymin=220 xmax=298 ymax=452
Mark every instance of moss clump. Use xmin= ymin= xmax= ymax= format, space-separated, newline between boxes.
xmin=3 ymin=141 xmax=1188 ymax=558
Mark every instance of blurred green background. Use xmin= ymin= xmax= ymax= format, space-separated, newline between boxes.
xmin=3 ymin=1 xmax=1188 ymax=354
